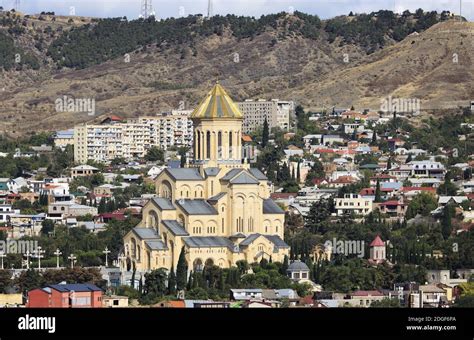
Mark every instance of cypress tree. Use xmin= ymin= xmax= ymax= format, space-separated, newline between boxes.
xmin=262 ymin=117 xmax=269 ymax=148
xmin=280 ymin=255 xmax=289 ymax=275
xmin=176 ymin=247 xmax=187 ymax=291
xmin=296 ymin=161 xmax=301 ymax=183
xmin=374 ymin=179 xmax=382 ymax=203
xmin=168 ymin=266 xmax=177 ymax=295
xmin=186 ymin=270 xmax=193 ymax=290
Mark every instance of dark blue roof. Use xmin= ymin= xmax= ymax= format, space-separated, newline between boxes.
xmin=166 ymin=168 xmax=203 ymax=181
xmin=152 ymin=198 xmax=175 ymax=210
xmin=204 ymin=167 xmax=220 ymax=177
xmin=230 ymin=172 xmax=259 ymax=185
xmin=183 ymin=237 xmax=235 ymax=250
xmin=263 ymin=199 xmax=284 ymax=214
xmin=133 ymin=228 xmax=160 ymax=239
xmin=48 ymin=283 xmax=102 ymax=292
xmin=239 ymin=234 xmax=289 ymax=250
xmin=249 ymin=168 xmax=267 ymax=180
xmin=145 ymin=240 xmax=168 ymax=250
xmin=167 ymin=160 xmax=181 ymax=169
xmin=176 ymin=199 xmax=218 ymax=215
xmin=162 ymin=220 xmax=189 ymax=236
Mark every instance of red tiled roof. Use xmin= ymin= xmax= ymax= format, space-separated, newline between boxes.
xmin=331 ymin=176 xmax=357 ymax=184
xmin=241 ymin=135 xmax=252 ymax=143
xmin=370 ymin=235 xmax=385 ymax=247
xmin=270 ymin=193 xmax=297 ymax=200
xmin=109 ymin=115 xmax=122 ymax=121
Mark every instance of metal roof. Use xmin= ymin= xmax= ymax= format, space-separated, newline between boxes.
xmin=145 ymin=240 xmax=168 ymax=251
xmin=262 ymin=199 xmax=284 ymax=214
xmin=221 ymin=169 xmax=244 ymax=181
xmin=208 ymin=192 xmax=226 ymax=202
xmin=48 ymin=283 xmax=102 ymax=292
xmin=239 ymin=234 xmax=289 ymax=249
xmin=162 ymin=220 xmax=189 ymax=236
xmin=248 ymin=168 xmax=267 ymax=180
xmin=183 ymin=236 xmax=235 ymax=250
xmin=176 ymin=199 xmax=218 ymax=215
xmin=204 ymin=167 xmax=221 ymax=177
xmin=152 ymin=198 xmax=175 ymax=210
xmin=191 ymin=83 xmax=243 ymax=119
xmin=165 ymin=168 xmax=203 ymax=181
xmin=229 ymin=172 xmax=259 ymax=185
xmin=132 ymin=228 xmax=160 ymax=239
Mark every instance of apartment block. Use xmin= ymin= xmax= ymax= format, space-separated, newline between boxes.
xmin=128 ymin=110 xmax=193 ymax=150
xmin=74 ymin=111 xmax=193 ymax=164
xmin=334 ymin=194 xmax=373 ymax=216
xmin=237 ymin=99 xmax=294 ymax=133
xmin=74 ymin=121 xmax=150 ymax=164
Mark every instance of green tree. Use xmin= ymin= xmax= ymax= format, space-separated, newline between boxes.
xmin=145 ymin=147 xmax=165 ymax=162
xmin=370 ymin=298 xmax=401 ymax=308
xmin=41 ymin=219 xmax=55 ymax=235
xmin=262 ymin=117 xmax=269 ymax=148
xmin=441 ymin=204 xmax=454 ymax=239
xmin=167 ymin=267 xmax=177 ymax=296
xmin=16 ymin=269 xmax=43 ymax=294
xmin=0 ymin=270 xmax=12 ymax=293
xmin=143 ymin=269 xmax=168 ymax=297
xmin=176 ymin=247 xmax=187 ymax=291
xmin=374 ymin=179 xmax=382 ymax=203
xmin=405 ymin=192 xmax=437 ymax=219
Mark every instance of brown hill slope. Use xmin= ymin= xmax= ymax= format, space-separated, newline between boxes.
xmin=0 ymin=19 xmax=472 ymax=137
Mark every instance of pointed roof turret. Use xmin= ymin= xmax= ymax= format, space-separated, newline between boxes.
xmin=370 ymin=235 xmax=385 ymax=247
xmin=191 ymin=82 xmax=243 ymax=120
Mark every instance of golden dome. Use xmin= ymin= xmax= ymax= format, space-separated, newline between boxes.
xmin=191 ymin=83 xmax=243 ymax=120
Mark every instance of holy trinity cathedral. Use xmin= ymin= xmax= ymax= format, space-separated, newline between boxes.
xmin=122 ymin=83 xmax=289 ymax=273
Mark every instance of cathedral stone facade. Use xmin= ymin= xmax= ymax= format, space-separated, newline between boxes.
xmin=122 ymin=83 xmax=289 ymax=273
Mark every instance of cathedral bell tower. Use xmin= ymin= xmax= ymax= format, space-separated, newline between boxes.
xmin=191 ymin=82 xmax=245 ymax=169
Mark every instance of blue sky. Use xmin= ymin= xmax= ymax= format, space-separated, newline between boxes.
xmin=3 ymin=0 xmax=473 ymax=21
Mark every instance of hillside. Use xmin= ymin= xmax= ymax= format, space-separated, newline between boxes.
xmin=0 ymin=10 xmax=471 ymax=137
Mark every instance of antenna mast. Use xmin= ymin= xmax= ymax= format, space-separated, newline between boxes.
xmin=141 ymin=0 xmax=153 ymax=19
xmin=207 ymin=0 xmax=213 ymax=18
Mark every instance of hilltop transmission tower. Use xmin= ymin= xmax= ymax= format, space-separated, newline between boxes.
xmin=207 ymin=0 xmax=213 ymax=18
xmin=141 ymin=0 xmax=153 ymax=19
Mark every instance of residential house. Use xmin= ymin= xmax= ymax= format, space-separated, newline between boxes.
xmin=27 ymin=283 xmax=103 ymax=308
xmin=71 ymin=165 xmax=100 ymax=179
xmin=334 ymin=194 xmax=373 ymax=216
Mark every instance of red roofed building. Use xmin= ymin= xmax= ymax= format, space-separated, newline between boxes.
xmin=101 ymin=115 xmax=122 ymax=124
xmin=328 ymin=176 xmax=357 ymax=188
xmin=369 ymin=235 xmax=386 ymax=264
xmin=401 ymin=186 xmax=437 ymax=200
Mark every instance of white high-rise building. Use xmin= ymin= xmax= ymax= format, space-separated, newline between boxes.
xmin=74 ymin=111 xmax=193 ymax=164
xmin=237 ymin=99 xmax=294 ymax=134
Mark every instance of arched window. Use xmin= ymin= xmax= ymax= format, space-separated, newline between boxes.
xmin=229 ymin=131 xmax=233 ymax=158
xmin=196 ymin=131 xmax=201 ymax=159
xmin=218 ymin=131 xmax=222 ymax=159
xmin=206 ymin=131 xmax=211 ymax=159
